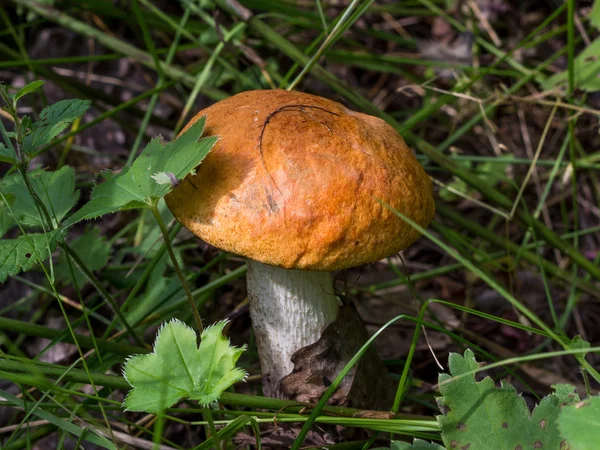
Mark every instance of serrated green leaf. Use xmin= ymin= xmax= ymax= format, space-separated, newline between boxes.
xmin=55 ymin=226 xmax=110 ymax=287
xmin=190 ymin=320 xmax=247 ymax=405
xmin=123 ymin=319 xmax=246 ymax=413
xmin=0 ymin=230 xmax=59 ymax=282
xmin=63 ymin=168 xmax=148 ymax=226
xmin=436 ymin=350 xmax=578 ymax=450
xmin=14 ymin=80 xmax=45 ymax=102
xmin=373 ymin=440 xmax=446 ymax=450
xmin=22 ymin=99 xmax=90 ymax=154
xmin=559 ymin=396 xmax=600 ymax=450
xmin=2 ymin=167 xmax=79 ymax=229
xmin=0 ymin=207 xmax=15 ymax=238
xmin=65 ymin=117 xmax=216 ymax=226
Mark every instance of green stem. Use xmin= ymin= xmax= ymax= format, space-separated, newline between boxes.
xmin=59 ymin=242 xmax=145 ymax=347
xmin=18 ymin=168 xmax=53 ymax=228
xmin=150 ymin=204 xmax=204 ymax=334
xmin=0 ymin=316 xmax=145 ymax=355
xmin=203 ymin=409 xmax=221 ymax=450
xmin=0 ymin=358 xmax=430 ymax=420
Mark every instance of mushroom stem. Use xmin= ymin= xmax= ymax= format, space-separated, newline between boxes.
xmin=246 ymin=260 xmax=340 ymax=398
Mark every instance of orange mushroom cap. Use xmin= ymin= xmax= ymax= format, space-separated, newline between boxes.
xmin=166 ymin=89 xmax=435 ymax=270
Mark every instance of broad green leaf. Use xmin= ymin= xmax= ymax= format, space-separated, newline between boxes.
xmin=2 ymin=166 xmax=79 ymax=228
xmin=542 ymin=38 xmax=600 ymax=92
xmin=374 ymin=440 xmax=446 ymax=450
xmin=591 ymin=0 xmax=600 ymax=31
xmin=436 ymin=350 xmax=578 ymax=450
xmin=123 ymin=319 xmax=246 ymax=413
xmin=65 ymin=117 xmax=216 ymax=226
xmin=14 ymin=80 xmax=45 ymax=102
xmin=22 ymin=99 xmax=90 ymax=154
xmin=0 ymin=230 xmax=59 ymax=282
xmin=55 ymin=226 xmax=110 ymax=287
xmin=559 ymin=396 xmax=600 ymax=450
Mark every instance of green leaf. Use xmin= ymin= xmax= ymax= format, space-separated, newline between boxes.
xmin=2 ymin=167 xmax=80 ymax=228
xmin=14 ymin=80 xmax=45 ymax=102
xmin=65 ymin=117 xmax=216 ymax=226
xmin=22 ymin=99 xmax=90 ymax=154
xmin=0 ymin=142 xmax=17 ymax=164
xmin=542 ymin=38 xmax=600 ymax=92
xmin=436 ymin=350 xmax=579 ymax=450
xmin=559 ymin=396 xmax=600 ymax=450
xmin=373 ymin=440 xmax=446 ymax=450
xmin=123 ymin=319 xmax=246 ymax=413
xmin=590 ymin=0 xmax=600 ymax=31
xmin=0 ymin=207 xmax=15 ymax=238
xmin=0 ymin=230 xmax=59 ymax=283
xmin=55 ymin=226 xmax=110 ymax=287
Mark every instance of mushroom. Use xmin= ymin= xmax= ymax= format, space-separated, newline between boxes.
xmin=166 ymin=90 xmax=435 ymax=399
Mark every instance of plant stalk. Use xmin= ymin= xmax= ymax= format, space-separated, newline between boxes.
xmin=60 ymin=242 xmax=144 ymax=347
xmin=150 ymin=204 xmax=203 ymax=334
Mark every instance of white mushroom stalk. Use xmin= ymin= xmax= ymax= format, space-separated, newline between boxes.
xmin=246 ymin=260 xmax=340 ymax=398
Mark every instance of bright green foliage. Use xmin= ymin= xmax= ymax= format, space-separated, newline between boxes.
xmin=123 ymin=319 xmax=246 ymax=413
xmin=2 ymin=167 xmax=79 ymax=229
xmin=65 ymin=117 xmax=216 ymax=226
xmin=374 ymin=440 xmax=445 ymax=449
xmin=436 ymin=350 xmax=578 ymax=450
xmin=0 ymin=230 xmax=59 ymax=282
xmin=1 ymin=81 xmax=88 ymax=163
xmin=22 ymin=99 xmax=90 ymax=155
xmin=559 ymin=396 xmax=600 ymax=450
xmin=56 ymin=226 xmax=109 ymax=286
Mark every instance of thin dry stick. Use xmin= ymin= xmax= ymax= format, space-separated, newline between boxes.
xmin=466 ymin=0 xmax=501 ymax=46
